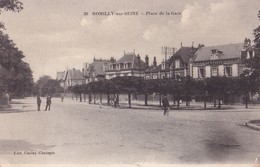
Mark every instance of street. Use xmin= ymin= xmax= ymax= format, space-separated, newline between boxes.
xmin=0 ymin=97 xmax=260 ymax=165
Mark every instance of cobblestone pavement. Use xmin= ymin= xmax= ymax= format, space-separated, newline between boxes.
xmin=0 ymin=97 xmax=259 ymax=166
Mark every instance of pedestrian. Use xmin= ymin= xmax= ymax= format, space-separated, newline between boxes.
xmin=37 ymin=95 xmax=41 ymax=111
xmin=162 ymin=95 xmax=170 ymax=116
xmin=114 ymin=97 xmax=117 ymax=108
xmin=99 ymin=101 xmax=102 ymax=108
xmin=44 ymin=95 xmax=52 ymax=111
xmin=61 ymin=93 xmax=64 ymax=102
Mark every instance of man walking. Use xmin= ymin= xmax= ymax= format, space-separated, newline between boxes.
xmin=37 ymin=95 xmax=41 ymax=111
xmin=45 ymin=95 xmax=52 ymax=111
xmin=162 ymin=95 xmax=170 ymax=116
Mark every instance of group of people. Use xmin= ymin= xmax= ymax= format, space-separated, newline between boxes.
xmin=36 ymin=95 xmax=51 ymax=111
xmin=36 ymin=94 xmax=170 ymax=115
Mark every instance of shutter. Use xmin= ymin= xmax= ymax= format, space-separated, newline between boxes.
xmin=193 ymin=67 xmax=198 ymax=78
xmin=218 ymin=65 xmax=224 ymax=76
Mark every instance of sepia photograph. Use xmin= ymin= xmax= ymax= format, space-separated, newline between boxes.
xmin=0 ymin=0 xmax=260 ymax=166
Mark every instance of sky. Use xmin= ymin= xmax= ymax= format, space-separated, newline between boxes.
xmin=1 ymin=0 xmax=260 ymax=80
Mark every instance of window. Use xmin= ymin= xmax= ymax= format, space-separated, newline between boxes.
xmin=161 ymin=74 xmax=165 ymax=78
xmin=162 ymin=63 xmax=165 ymax=70
xmin=224 ymin=66 xmax=232 ymax=77
xmin=175 ymin=59 xmax=180 ymax=68
xmin=153 ymin=74 xmax=158 ymax=79
xmin=128 ymin=63 xmax=131 ymax=69
xmin=198 ymin=68 xmax=205 ymax=78
xmin=211 ymin=67 xmax=218 ymax=76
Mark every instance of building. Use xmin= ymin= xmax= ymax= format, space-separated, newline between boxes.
xmin=144 ymin=46 xmax=197 ymax=79
xmin=191 ymin=42 xmax=249 ymax=79
xmin=105 ymin=51 xmax=148 ymax=79
xmin=84 ymin=58 xmax=115 ymax=83
xmin=57 ymin=68 xmax=85 ymax=90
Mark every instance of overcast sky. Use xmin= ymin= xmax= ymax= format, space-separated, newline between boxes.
xmin=1 ymin=0 xmax=259 ymax=80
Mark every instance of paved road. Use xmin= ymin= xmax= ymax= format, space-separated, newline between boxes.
xmin=0 ymin=97 xmax=260 ymax=165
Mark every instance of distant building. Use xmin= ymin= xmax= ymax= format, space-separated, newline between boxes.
xmin=57 ymin=68 xmax=85 ymax=90
xmin=105 ymin=51 xmax=148 ymax=79
xmin=84 ymin=57 xmax=115 ymax=83
xmin=191 ymin=42 xmax=250 ymax=79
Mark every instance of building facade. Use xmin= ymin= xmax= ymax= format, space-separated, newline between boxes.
xmin=57 ymin=68 xmax=85 ymax=90
xmin=191 ymin=42 xmax=251 ymax=79
xmin=105 ymin=51 xmax=149 ymax=79
xmin=144 ymin=46 xmax=197 ymax=79
xmin=84 ymin=58 xmax=115 ymax=83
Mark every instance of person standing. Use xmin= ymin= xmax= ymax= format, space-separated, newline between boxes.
xmin=162 ymin=95 xmax=170 ymax=116
xmin=37 ymin=95 xmax=41 ymax=111
xmin=45 ymin=95 xmax=52 ymax=111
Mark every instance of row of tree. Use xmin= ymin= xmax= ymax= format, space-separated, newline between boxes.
xmin=69 ymin=74 xmax=259 ymax=109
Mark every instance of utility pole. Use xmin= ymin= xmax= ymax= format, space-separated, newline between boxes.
xmin=162 ymin=47 xmax=175 ymax=78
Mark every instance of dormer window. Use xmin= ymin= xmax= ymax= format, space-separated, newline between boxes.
xmin=175 ymin=59 xmax=180 ymax=68
xmin=162 ymin=59 xmax=165 ymax=70
xmin=210 ymin=49 xmax=222 ymax=60
xmin=247 ymin=50 xmax=255 ymax=59
xmin=162 ymin=63 xmax=165 ymax=70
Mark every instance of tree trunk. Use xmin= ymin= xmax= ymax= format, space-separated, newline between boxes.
xmin=88 ymin=93 xmax=91 ymax=104
xmin=76 ymin=94 xmax=78 ymax=101
xmin=144 ymin=93 xmax=148 ymax=106
xmin=107 ymin=93 xmax=110 ymax=105
xmin=94 ymin=94 xmax=96 ymax=104
xmin=159 ymin=93 xmax=162 ymax=107
xmin=177 ymin=98 xmax=180 ymax=109
xmin=128 ymin=93 xmax=131 ymax=108
xmin=214 ymin=98 xmax=216 ymax=107
xmin=186 ymin=94 xmax=189 ymax=107
xmin=245 ymin=93 xmax=248 ymax=109
xmin=100 ymin=93 xmax=102 ymax=104
xmin=172 ymin=94 xmax=176 ymax=105
xmin=80 ymin=94 xmax=82 ymax=102
xmin=204 ymin=95 xmax=207 ymax=109
xmin=218 ymin=98 xmax=221 ymax=109
xmin=116 ymin=93 xmax=119 ymax=107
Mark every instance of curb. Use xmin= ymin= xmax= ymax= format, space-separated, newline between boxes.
xmin=245 ymin=122 xmax=260 ymax=131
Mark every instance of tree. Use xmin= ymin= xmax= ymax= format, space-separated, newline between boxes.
xmin=0 ymin=0 xmax=33 ymax=99
xmin=35 ymin=76 xmax=64 ymax=97
xmin=181 ymin=76 xmax=195 ymax=107
xmin=0 ymin=32 xmax=34 ymax=98
xmin=110 ymin=76 xmax=143 ymax=108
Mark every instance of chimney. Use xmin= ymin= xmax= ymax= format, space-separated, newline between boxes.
xmin=244 ymin=38 xmax=251 ymax=49
xmin=153 ymin=57 xmax=157 ymax=67
xmin=198 ymin=43 xmax=205 ymax=49
xmin=181 ymin=42 xmax=183 ymax=48
xmin=145 ymin=55 xmax=149 ymax=66
xmin=137 ymin=54 xmax=140 ymax=68
xmin=82 ymin=68 xmax=85 ymax=76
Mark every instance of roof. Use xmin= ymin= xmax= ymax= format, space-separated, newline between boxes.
xmin=56 ymin=71 xmax=65 ymax=80
xmin=145 ymin=47 xmax=197 ymax=73
xmin=194 ymin=43 xmax=243 ymax=62
xmin=89 ymin=60 xmax=112 ymax=76
xmin=116 ymin=52 xmax=147 ymax=69
xmin=172 ymin=47 xmax=198 ymax=63
xmin=67 ymin=69 xmax=84 ymax=80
